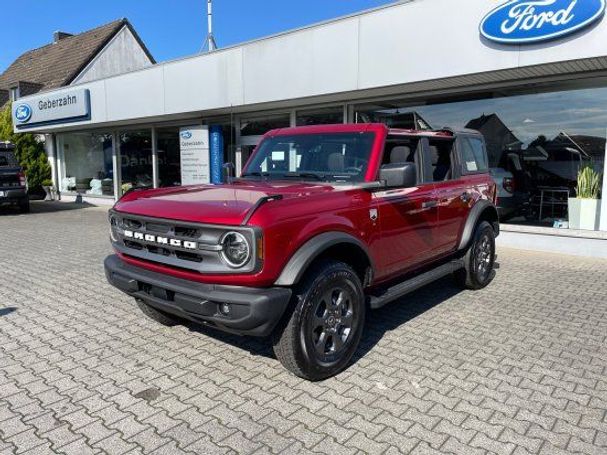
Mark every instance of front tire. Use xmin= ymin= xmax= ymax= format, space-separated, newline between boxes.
xmin=272 ymin=261 xmax=365 ymax=381
xmin=454 ymin=221 xmax=496 ymax=290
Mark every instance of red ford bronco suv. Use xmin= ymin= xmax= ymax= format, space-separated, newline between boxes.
xmin=105 ymin=123 xmax=499 ymax=380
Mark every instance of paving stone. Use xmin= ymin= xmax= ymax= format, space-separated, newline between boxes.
xmin=2 ymin=203 xmax=607 ymax=455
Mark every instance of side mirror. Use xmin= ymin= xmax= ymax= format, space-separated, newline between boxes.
xmin=379 ymin=163 xmax=417 ymax=188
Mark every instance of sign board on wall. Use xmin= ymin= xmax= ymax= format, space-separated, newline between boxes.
xmin=13 ymin=88 xmax=90 ymax=128
xmin=480 ymin=0 xmax=606 ymax=44
xmin=179 ymin=126 xmax=210 ymax=185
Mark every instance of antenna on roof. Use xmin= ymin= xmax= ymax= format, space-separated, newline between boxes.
xmin=201 ymin=0 xmax=218 ymax=52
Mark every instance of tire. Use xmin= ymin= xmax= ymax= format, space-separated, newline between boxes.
xmin=18 ymin=200 xmax=30 ymax=213
xmin=454 ymin=221 xmax=496 ymax=290
xmin=136 ymin=299 xmax=181 ymax=327
xmin=272 ymin=260 xmax=366 ymax=381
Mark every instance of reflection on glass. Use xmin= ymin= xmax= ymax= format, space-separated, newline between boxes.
xmin=240 ymin=115 xmax=290 ymax=136
xmin=157 ymin=128 xmax=181 ymax=187
xmin=355 ymin=86 xmax=606 ymax=227
xmin=296 ymin=107 xmax=344 ymax=126
xmin=58 ymin=132 xmax=113 ymax=196
xmin=120 ymin=130 xmax=153 ymax=193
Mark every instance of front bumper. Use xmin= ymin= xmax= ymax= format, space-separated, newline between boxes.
xmin=104 ymin=255 xmax=292 ymax=337
xmin=0 ymin=188 xmax=27 ymax=205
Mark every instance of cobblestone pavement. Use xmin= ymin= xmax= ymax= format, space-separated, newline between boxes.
xmin=1 ymin=202 xmax=607 ymax=455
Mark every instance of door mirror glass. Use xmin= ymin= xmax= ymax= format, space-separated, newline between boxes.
xmin=379 ymin=163 xmax=417 ymax=188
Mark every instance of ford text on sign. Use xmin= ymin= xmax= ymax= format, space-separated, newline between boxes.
xmin=480 ymin=0 xmax=606 ymax=44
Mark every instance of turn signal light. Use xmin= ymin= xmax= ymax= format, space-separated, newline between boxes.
xmin=256 ymin=237 xmax=264 ymax=261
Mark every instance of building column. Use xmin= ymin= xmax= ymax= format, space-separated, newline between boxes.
xmin=112 ymin=131 xmax=122 ymax=201
xmin=600 ymin=131 xmax=607 ymax=231
xmin=151 ymin=127 xmax=159 ymax=188
xmin=290 ymin=110 xmax=297 ymax=127
xmin=44 ymin=134 xmax=59 ymax=195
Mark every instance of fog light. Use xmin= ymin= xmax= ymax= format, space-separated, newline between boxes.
xmin=219 ymin=303 xmax=231 ymax=316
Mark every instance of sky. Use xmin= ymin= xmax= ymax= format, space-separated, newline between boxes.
xmin=0 ymin=0 xmax=394 ymax=72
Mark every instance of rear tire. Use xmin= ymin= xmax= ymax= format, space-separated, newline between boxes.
xmin=272 ymin=261 xmax=365 ymax=381
xmin=136 ymin=299 xmax=181 ymax=327
xmin=454 ymin=221 xmax=496 ymax=290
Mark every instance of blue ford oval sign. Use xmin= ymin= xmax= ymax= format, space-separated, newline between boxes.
xmin=480 ymin=0 xmax=606 ymax=44
xmin=14 ymin=104 xmax=32 ymax=123
xmin=180 ymin=131 xmax=193 ymax=140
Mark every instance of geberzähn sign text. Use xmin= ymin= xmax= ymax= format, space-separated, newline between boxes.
xmin=12 ymin=88 xmax=91 ymax=128
xmin=480 ymin=0 xmax=606 ymax=44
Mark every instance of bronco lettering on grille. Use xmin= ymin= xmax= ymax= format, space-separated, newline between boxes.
xmin=123 ymin=230 xmax=198 ymax=250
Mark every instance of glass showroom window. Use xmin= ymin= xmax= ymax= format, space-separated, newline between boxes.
xmin=296 ymin=106 xmax=344 ymax=126
xmin=120 ymin=130 xmax=153 ymax=193
xmin=240 ymin=114 xmax=290 ymax=137
xmin=57 ymin=132 xmax=114 ymax=196
xmin=157 ymin=127 xmax=181 ymax=187
xmin=355 ymin=86 xmax=606 ymax=228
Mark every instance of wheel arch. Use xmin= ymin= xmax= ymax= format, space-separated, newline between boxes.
xmin=274 ymin=232 xmax=374 ymax=287
xmin=458 ymin=201 xmax=499 ymax=252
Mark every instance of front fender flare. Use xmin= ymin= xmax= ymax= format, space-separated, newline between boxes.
xmin=458 ymin=200 xmax=499 ymax=251
xmin=274 ymin=232 xmax=374 ymax=287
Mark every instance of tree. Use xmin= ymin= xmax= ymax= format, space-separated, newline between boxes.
xmin=0 ymin=106 xmax=51 ymax=193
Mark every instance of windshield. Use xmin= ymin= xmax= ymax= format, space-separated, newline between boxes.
xmin=242 ymin=132 xmax=375 ymax=182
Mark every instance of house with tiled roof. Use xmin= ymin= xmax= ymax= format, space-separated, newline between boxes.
xmin=0 ymin=18 xmax=154 ymax=106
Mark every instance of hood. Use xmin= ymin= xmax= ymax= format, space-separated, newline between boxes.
xmin=114 ymin=180 xmax=343 ymax=225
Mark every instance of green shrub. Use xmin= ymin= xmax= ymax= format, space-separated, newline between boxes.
xmin=576 ymin=165 xmax=602 ymax=199
xmin=0 ymin=106 xmax=51 ymax=192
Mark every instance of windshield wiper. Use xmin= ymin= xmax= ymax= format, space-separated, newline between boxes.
xmin=281 ymin=172 xmax=324 ymax=181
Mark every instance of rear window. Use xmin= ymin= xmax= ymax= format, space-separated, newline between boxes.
xmin=460 ymin=137 xmax=489 ymax=173
xmin=0 ymin=151 xmax=18 ymax=167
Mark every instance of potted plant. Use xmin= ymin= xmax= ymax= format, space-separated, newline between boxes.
xmin=41 ymin=178 xmax=54 ymax=201
xmin=568 ymin=166 xmax=602 ymax=231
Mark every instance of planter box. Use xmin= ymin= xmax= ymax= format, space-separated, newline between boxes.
xmin=568 ymin=198 xmax=601 ymax=231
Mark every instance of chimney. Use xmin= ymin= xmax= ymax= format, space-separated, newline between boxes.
xmin=53 ymin=31 xmax=73 ymax=43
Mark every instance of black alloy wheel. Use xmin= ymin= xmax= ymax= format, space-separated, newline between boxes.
xmin=272 ymin=260 xmax=365 ymax=381
xmin=454 ymin=220 xmax=496 ymax=290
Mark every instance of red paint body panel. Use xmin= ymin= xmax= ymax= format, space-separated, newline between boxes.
xmin=112 ymin=124 xmax=496 ymax=289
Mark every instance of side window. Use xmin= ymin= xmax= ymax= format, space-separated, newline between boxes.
xmin=381 ymin=139 xmax=418 ymax=166
xmin=461 ymin=137 xmax=489 ymax=173
xmin=425 ymin=140 xmax=455 ymax=182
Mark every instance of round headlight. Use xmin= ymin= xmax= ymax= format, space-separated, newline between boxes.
xmin=220 ymin=232 xmax=251 ymax=268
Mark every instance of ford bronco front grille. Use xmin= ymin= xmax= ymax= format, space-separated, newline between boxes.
xmin=109 ymin=211 xmax=260 ymax=274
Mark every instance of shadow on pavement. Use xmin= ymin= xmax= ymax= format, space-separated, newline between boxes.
xmin=0 ymin=200 xmax=102 ymax=216
xmin=182 ymin=275 xmax=462 ymax=369
xmin=0 ymin=307 xmax=17 ymax=317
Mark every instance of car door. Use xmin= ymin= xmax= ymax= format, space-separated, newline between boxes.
xmin=430 ymin=136 xmax=476 ymax=256
xmin=372 ymin=138 xmax=439 ymax=280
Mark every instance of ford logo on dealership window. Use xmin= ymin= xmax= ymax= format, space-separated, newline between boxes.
xmin=14 ymin=104 xmax=32 ymax=123
xmin=180 ymin=131 xmax=193 ymax=139
xmin=480 ymin=0 xmax=606 ymax=44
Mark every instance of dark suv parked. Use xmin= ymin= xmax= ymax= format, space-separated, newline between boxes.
xmin=0 ymin=143 xmax=29 ymax=213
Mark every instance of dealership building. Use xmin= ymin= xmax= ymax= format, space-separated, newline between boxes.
xmin=12 ymin=0 xmax=607 ymax=257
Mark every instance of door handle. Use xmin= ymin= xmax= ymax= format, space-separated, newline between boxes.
xmin=422 ymin=201 xmax=438 ymax=209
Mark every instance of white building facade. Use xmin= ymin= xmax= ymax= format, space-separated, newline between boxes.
xmin=12 ymin=0 xmax=607 ymax=256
